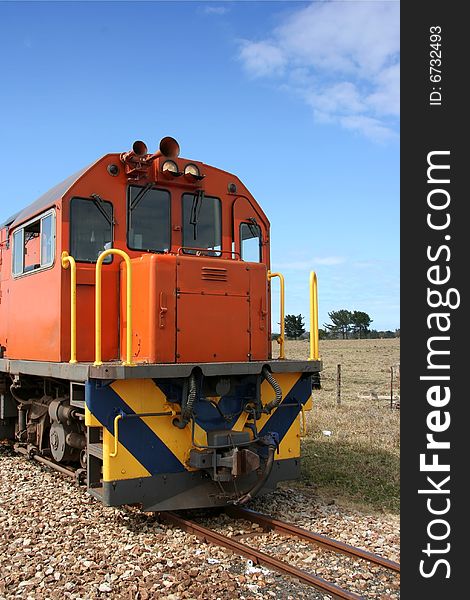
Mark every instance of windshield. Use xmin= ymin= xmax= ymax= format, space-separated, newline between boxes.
xmin=128 ymin=186 xmax=171 ymax=252
xmin=182 ymin=193 xmax=221 ymax=255
xmin=70 ymin=197 xmax=113 ymax=262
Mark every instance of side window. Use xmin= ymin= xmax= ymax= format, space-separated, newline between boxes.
xmin=182 ymin=193 xmax=222 ymax=255
xmin=40 ymin=213 xmax=53 ymax=267
xmin=240 ymin=222 xmax=261 ymax=262
xmin=127 ymin=186 xmax=171 ymax=252
xmin=12 ymin=229 xmax=24 ymax=275
xmin=70 ymin=197 xmax=113 ymax=263
xmin=12 ymin=210 xmax=55 ymax=277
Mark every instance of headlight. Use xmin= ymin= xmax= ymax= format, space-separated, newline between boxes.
xmin=184 ymin=163 xmax=200 ymax=177
xmin=162 ymin=160 xmax=179 ymax=174
xmin=184 ymin=163 xmax=204 ymax=180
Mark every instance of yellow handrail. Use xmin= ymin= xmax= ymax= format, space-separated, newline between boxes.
xmin=94 ymin=249 xmax=134 ymax=367
xmin=268 ymin=271 xmax=285 ymax=359
xmin=309 ymin=271 xmax=319 ymax=360
xmin=300 ymin=404 xmax=307 ymax=437
xmin=110 ymin=414 xmax=122 ymax=457
xmin=61 ymin=251 xmax=77 ymax=364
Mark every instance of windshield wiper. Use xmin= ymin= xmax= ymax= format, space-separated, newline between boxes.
xmin=190 ymin=190 xmax=204 ymax=240
xmin=129 ymin=183 xmax=153 ymax=212
xmin=247 ymin=217 xmax=259 ymax=238
xmin=90 ymin=194 xmax=114 ymax=226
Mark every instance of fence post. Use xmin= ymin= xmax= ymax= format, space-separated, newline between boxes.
xmin=336 ymin=364 xmax=341 ymax=405
xmin=390 ymin=366 xmax=394 ymax=409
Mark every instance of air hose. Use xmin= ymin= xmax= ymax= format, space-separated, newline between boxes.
xmin=235 ymin=445 xmax=276 ymax=505
xmin=262 ymin=366 xmax=282 ymax=413
xmin=175 ymin=372 xmax=198 ymax=429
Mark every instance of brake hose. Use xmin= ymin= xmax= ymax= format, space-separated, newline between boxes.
xmin=175 ymin=372 xmax=197 ymax=429
xmin=262 ymin=366 xmax=282 ymax=413
xmin=235 ymin=445 xmax=276 ymax=505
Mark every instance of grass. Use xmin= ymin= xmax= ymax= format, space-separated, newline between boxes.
xmin=276 ymin=338 xmax=400 ymax=513
xmin=301 ymin=437 xmax=400 ymax=513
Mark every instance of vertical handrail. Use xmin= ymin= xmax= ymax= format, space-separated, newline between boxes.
xmin=110 ymin=414 xmax=122 ymax=457
xmin=268 ymin=271 xmax=285 ymax=359
xmin=300 ymin=404 xmax=308 ymax=437
xmin=309 ymin=271 xmax=319 ymax=360
xmin=94 ymin=249 xmax=134 ymax=367
xmin=61 ymin=251 xmax=77 ymax=364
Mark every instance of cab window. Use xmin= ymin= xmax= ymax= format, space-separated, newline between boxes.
xmin=70 ymin=197 xmax=113 ymax=263
xmin=182 ymin=193 xmax=221 ymax=255
xmin=12 ymin=210 xmax=55 ymax=276
xmin=41 ymin=213 xmax=54 ymax=266
xmin=127 ymin=186 xmax=170 ymax=252
xmin=240 ymin=222 xmax=262 ymax=262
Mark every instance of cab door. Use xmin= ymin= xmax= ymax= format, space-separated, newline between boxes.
xmin=232 ymin=197 xmax=269 ymax=360
xmin=232 ymin=196 xmax=269 ymax=265
xmin=0 ymin=229 xmax=7 ymax=351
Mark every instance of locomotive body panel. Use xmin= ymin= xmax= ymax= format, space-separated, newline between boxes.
xmin=122 ymin=253 xmax=177 ymax=364
xmin=176 ymin=255 xmax=251 ymax=363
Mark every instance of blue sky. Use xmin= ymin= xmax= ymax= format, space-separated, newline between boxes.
xmin=0 ymin=1 xmax=399 ymax=331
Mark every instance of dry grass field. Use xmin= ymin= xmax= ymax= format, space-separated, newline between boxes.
xmin=276 ymin=338 xmax=400 ymax=514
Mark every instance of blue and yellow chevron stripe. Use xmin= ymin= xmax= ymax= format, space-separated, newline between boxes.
xmin=85 ymin=373 xmax=312 ymax=483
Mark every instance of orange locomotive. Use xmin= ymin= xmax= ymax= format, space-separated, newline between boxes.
xmin=0 ymin=137 xmax=321 ymax=510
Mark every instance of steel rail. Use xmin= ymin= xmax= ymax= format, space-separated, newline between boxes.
xmin=226 ymin=506 xmax=400 ymax=573
xmin=14 ymin=445 xmax=77 ymax=479
xmin=159 ymin=511 xmax=363 ymax=600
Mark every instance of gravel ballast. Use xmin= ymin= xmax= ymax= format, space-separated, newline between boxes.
xmin=0 ymin=445 xmax=399 ymax=599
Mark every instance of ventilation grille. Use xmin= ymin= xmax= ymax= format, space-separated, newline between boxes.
xmin=201 ymin=267 xmax=228 ymax=282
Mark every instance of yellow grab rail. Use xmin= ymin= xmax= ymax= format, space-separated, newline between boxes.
xmin=300 ymin=404 xmax=307 ymax=437
xmin=268 ymin=271 xmax=285 ymax=359
xmin=309 ymin=271 xmax=319 ymax=360
xmin=110 ymin=414 xmax=122 ymax=457
xmin=61 ymin=251 xmax=77 ymax=364
xmin=94 ymin=249 xmax=134 ymax=367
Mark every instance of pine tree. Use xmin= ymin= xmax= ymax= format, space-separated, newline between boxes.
xmin=284 ymin=314 xmax=306 ymax=340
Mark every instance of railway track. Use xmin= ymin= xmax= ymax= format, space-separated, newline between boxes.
xmin=159 ymin=507 xmax=400 ymax=600
xmin=9 ymin=446 xmax=399 ymax=598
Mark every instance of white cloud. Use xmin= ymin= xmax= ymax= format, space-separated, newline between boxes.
xmin=315 ymin=256 xmax=346 ymax=266
xmin=366 ymin=63 xmax=400 ymax=117
xmin=203 ymin=5 xmax=229 ymax=16
xmin=340 ymin=115 xmax=397 ymax=142
xmin=238 ymin=1 xmax=399 ymax=141
xmin=305 ymin=81 xmax=366 ymax=116
xmin=275 ymin=256 xmax=346 ymax=270
xmin=239 ymin=41 xmax=286 ymax=77
xmin=277 ymin=1 xmax=399 ymax=77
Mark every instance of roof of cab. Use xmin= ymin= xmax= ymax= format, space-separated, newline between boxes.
xmin=0 ymin=165 xmax=89 ymax=230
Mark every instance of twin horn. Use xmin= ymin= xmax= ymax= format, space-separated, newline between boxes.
xmin=154 ymin=136 xmax=180 ymax=159
xmin=123 ymin=137 xmax=180 ymax=162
